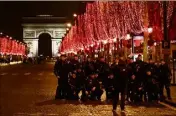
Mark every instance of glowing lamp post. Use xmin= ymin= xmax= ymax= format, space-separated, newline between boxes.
xmin=67 ymin=23 xmax=72 ymax=27
xmin=73 ymin=13 xmax=77 ymax=17
xmin=148 ymin=27 xmax=153 ymax=34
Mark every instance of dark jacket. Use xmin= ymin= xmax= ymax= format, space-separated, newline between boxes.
xmin=54 ymin=59 xmax=71 ymax=80
xmin=85 ymin=77 xmax=99 ymax=91
xmin=76 ymin=71 xmax=86 ymax=89
xmin=111 ymin=60 xmax=128 ymax=91
xmin=159 ymin=64 xmax=172 ymax=83
xmin=68 ymin=74 xmax=78 ymax=90
xmin=96 ymin=61 xmax=110 ymax=84
xmin=70 ymin=59 xmax=81 ymax=72
xmin=84 ymin=61 xmax=96 ymax=76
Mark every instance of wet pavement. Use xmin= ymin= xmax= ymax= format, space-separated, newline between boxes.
xmin=0 ymin=63 xmax=176 ymax=116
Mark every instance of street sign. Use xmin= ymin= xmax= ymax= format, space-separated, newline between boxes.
xmin=162 ymin=40 xmax=170 ymax=49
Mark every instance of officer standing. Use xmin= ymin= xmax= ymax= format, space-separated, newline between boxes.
xmin=68 ymin=72 xmax=79 ymax=100
xmin=54 ymin=55 xmax=71 ymax=99
xmin=159 ymin=59 xmax=172 ymax=100
xmin=135 ymin=54 xmax=146 ymax=102
xmin=84 ymin=56 xmax=96 ymax=77
xmin=70 ymin=55 xmax=80 ymax=72
xmin=111 ymin=57 xmax=128 ymax=112
xmin=96 ymin=57 xmax=110 ymax=88
xmin=85 ymin=72 xmax=102 ymax=100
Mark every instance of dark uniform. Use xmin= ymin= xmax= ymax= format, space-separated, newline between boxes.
xmin=128 ymin=75 xmax=139 ymax=102
xmin=126 ymin=60 xmax=136 ymax=101
xmin=145 ymin=70 xmax=158 ymax=102
xmin=134 ymin=59 xmax=147 ymax=101
xmin=54 ymin=57 xmax=71 ymax=99
xmin=96 ymin=59 xmax=110 ymax=88
xmin=68 ymin=72 xmax=79 ymax=100
xmin=70 ymin=55 xmax=81 ymax=73
xmin=145 ymin=61 xmax=159 ymax=101
xmin=84 ymin=59 xmax=96 ymax=77
xmin=76 ymin=65 xmax=87 ymax=101
xmin=105 ymin=74 xmax=115 ymax=100
xmin=159 ymin=61 xmax=172 ymax=100
xmin=85 ymin=73 xmax=103 ymax=100
xmin=111 ymin=60 xmax=128 ymax=111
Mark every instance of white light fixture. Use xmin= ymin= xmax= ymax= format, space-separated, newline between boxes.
xmin=66 ymin=28 xmax=69 ymax=31
xmin=73 ymin=13 xmax=77 ymax=17
xmin=148 ymin=27 xmax=153 ymax=33
xmin=154 ymin=42 xmax=157 ymax=46
xmin=95 ymin=54 xmax=98 ymax=58
xmin=103 ymin=40 xmax=108 ymax=44
xmin=67 ymin=23 xmax=72 ymax=27
xmin=126 ymin=34 xmax=131 ymax=40
xmin=113 ymin=38 xmax=117 ymax=42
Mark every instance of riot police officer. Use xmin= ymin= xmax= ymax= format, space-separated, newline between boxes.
xmin=128 ymin=74 xmax=139 ymax=102
xmin=96 ymin=57 xmax=110 ymax=88
xmin=54 ymin=55 xmax=71 ymax=99
xmin=111 ymin=57 xmax=128 ymax=112
xmin=105 ymin=73 xmax=115 ymax=101
xmin=70 ymin=55 xmax=81 ymax=73
xmin=85 ymin=72 xmax=102 ymax=100
xmin=159 ymin=60 xmax=172 ymax=100
xmin=134 ymin=54 xmax=146 ymax=102
xmin=84 ymin=56 xmax=96 ymax=77
xmin=68 ymin=72 xmax=79 ymax=100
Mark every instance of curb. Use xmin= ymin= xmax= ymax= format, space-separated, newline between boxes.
xmin=163 ymin=100 xmax=176 ymax=107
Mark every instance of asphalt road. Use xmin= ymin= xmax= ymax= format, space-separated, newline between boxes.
xmin=0 ymin=62 xmax=176 ymax=116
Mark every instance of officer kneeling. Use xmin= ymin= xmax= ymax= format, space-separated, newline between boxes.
xmin=68 ymin=72 xmax=79 ymax=100
xmin=85 ymin=72 xmax=103 ymax=101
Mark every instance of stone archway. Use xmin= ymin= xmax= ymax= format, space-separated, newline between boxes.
xmin=38 ymin=33 xmax=52 ymax=57
xmin=22 ymin=23 xmax=66 ymax=57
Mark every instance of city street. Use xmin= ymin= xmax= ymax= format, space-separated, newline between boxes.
xmin=0 ymin=63 xmax=176 ymax=116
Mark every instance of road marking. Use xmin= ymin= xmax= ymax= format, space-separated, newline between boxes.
xmin=14 ymin=113 xmax=43 ymax=116
xmin=0 ymin=73 xmax=7 ymax=75
xmin=24 ymin=72 xmax=31 ymax=75
xmin=12 ymin=73 xmax=18 ymax=76
xmin=14 ymin=113 xmax=59 ymax=115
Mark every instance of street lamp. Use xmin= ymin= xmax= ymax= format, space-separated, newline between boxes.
xmin=73 ymin=13 xmax=77 ymax=17
xmin=126 ymin=34 xmax=131 ymax=40
xmin=103 ymin=40 xmax=108 ymax=45
xmin=148 ymin=27 xmax=153 ymax=34
xmin=113 ymin=38 xmax=117 ymax=42
xmin=67 ymin=23 xmax=72 ymax=27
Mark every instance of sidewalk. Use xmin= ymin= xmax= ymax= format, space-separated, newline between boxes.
xmin=0 ymin=61 xmax=22 ymax=66
xmin=164 ymin=85 xmax=176 ymax=107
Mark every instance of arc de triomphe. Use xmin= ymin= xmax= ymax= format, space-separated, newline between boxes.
xmin=22 ymin=17 xmax=67 ymax=57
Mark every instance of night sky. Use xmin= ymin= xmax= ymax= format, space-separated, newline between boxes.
xmin=0 ymin=1 xmax=84 ymax=41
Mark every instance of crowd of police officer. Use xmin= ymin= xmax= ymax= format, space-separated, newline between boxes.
xmin=54 ymin=54 xmax=172 ymax=111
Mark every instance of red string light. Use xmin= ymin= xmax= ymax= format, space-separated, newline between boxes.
xmin=0 ymin=35 xmax=26 ymax=55
xmin=59 ymin=1 xmax=175 ymax=53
